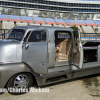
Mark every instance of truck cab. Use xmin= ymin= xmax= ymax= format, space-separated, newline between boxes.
xmin=0 ymin=25 xmax=100 ymax=94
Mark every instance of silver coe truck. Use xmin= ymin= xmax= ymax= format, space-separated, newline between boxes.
xmin=0 ymin=25 xmax=100 ymax=94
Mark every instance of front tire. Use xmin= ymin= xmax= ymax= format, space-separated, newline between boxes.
xmin=7 ymin=73 xmax=33 ymax=95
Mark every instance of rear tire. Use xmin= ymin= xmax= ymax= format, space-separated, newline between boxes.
xmin=7 ymin=73 xmax=33 ymax=95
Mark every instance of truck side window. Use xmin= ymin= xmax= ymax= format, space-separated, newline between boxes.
xmin=28 ymin=31 xmax=46 ymax=42
xmin=24 ymin=31 xmax=31 ymax=42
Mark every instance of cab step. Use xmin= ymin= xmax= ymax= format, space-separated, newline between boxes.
xmin=46 ymin=75 xmax=67 ymax=83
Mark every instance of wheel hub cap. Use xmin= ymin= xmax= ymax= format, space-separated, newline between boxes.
xmin=14 ymin=74 xmax=29 ymax=88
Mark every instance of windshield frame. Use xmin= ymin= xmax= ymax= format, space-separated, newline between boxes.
xmin=7 ymin=29 xmax=25 ymax=41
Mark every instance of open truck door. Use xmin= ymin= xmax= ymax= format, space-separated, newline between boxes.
xmin=72 ymin=29 xmax=83 ymax=69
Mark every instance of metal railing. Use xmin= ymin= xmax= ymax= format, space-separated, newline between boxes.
xmin=0 ymin=29 xmax=9 ymax=39
xmin=81 ymin=34 xmax=100 ymax=41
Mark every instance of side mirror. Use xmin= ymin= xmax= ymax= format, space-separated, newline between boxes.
xmin=25 ymin=43 xmax=29 ymax=49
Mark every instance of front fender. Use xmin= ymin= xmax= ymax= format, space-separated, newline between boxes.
xmin=0 ymin=63 xmax=39 ymax=88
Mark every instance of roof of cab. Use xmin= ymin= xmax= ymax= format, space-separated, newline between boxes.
xmin=13 ymin=25 xmax=73 ymax=32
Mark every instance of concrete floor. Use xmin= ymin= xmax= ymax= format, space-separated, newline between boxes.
xmin=0 ymin=74 xmax=100 ymax=100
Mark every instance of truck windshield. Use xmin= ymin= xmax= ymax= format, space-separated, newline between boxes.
xmin=7 ymin=29 xmax=25 ymax=41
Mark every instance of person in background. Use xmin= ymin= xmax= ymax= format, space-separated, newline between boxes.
xmin=56 ymin=44 xmax=60 ymax=53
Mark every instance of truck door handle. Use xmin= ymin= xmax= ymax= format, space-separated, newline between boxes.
xmin=53 ymin=36 xmax=55 ymax=41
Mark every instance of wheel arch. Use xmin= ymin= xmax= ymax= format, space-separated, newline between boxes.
xmin=0 ymin=62 xmax=39 ymax=88
xmin=5 ymin=71 xmax=38 ymax=88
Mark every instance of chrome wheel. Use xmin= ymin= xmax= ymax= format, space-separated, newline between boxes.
xmin=14 ymin=74 xmax=29 ymax=88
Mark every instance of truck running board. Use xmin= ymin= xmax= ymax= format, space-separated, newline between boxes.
xmin=46 ymin=75 xmax=67 ymax=83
